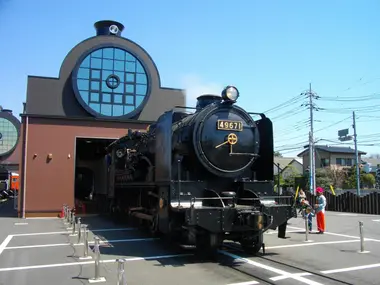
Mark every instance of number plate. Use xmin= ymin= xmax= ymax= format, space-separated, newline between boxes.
xmin=217 ymin=120 xmax=243 ymax=131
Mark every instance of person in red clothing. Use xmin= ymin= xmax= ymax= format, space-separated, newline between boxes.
xmin=314 ymin=187 xmax=326 ymax=234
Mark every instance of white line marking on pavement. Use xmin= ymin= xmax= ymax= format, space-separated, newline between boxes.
xmin=13 ymin=231 xmax=70 ymax=236
xmin=265 ymin=239 xmax=360 ymax=249
xmin=14 ymin=223 xmax=28 ymax=226
xmin=5 ymin=237 xmax=159 ymax=250
xmin=0 ymin=235 xmax=13 ymax=256
xmin=337 ymin=213 xmax=358 ymax=216
xmin=265 ymin=230 xmax=303 ymax=235
xmin=271 ymin=272 xmax=313 ymax=281
xmin=321 ymin=263 xmax=380 ymax=274
xmin=0 ymin=253 xmax=193 ymax=272
xmin=219 ymin=250 xmax=324 ymax=285
xmin=372 ymin=219 xmax=380 ymax=222
xmin=287 ymin=226 xmax=380 ymax=242
xmin=25 ymin=217 xmax=60 ymax=220
xmin=12 ymin=227 xmax=136 ymax=237
xmin=226 ymin=281 xmax=259 ymax=285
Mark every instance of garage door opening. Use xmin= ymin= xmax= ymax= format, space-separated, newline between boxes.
xmin=74 ymin=137 xmax=115 ymax=214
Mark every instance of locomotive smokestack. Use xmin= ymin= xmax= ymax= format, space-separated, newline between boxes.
xmin=196 ymin=94 xmax=222 ymax=111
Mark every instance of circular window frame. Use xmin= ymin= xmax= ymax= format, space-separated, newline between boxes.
xmin=71 ymin=44 xmax=152 ymax=119
xmin=0 ymin=112 xmax=21 ymax=158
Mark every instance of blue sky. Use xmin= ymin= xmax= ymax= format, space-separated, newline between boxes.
xmin=1 ymin=0 xmax=380 ymax=158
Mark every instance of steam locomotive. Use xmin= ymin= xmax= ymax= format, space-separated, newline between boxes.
xmin=105 ymin=86 xmax=296 ymax=256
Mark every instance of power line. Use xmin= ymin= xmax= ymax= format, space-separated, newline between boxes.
xmin=314 ymin=116 xmax=351 ymax=133
xmin=263 ymin=94 xmax=305 ymax=114
xmin=318 ymin=92 xmax=380 ymax=102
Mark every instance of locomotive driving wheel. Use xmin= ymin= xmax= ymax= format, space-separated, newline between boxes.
xmin=240 ymin=232 xmax=263 ymax=255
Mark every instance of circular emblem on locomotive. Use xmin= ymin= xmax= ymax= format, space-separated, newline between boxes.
xmin=192 ymin=86 xmax=260 ymax=177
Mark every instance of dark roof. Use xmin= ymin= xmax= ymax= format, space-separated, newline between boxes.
xmin=297 ymin=145 xmax=367 ymax=157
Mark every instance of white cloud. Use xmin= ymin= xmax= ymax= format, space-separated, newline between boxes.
xmin=179 ymin=74 xmax=225 ymax=107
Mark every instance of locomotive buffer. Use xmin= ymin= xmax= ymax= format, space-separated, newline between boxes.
xmin=105 ymin=85 xmax=296 ymax=257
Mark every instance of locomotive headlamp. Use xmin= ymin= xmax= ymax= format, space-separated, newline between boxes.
xmin=221 ymin=86 xmax=239 ymax=102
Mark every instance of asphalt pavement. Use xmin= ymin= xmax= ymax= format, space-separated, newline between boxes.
xmin=0 ymin=199 xmax=379 ymax=285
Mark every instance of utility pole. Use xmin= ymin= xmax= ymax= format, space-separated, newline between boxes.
xmin=307 ymin=83 xmax=317 ymax=195
xmin=352 ymin=111 xmax=361 ymax=195
xmin=308 ymin=131 xmax=313 ymax=194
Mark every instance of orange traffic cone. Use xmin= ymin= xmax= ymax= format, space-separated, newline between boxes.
xmin=59 ymin=206 xmax=64 ymax=218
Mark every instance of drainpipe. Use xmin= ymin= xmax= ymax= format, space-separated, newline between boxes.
xmin=22 ymin=116 xmax=29 ymax=219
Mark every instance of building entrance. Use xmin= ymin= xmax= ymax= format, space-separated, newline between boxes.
xmin=74 ymin=137 xmax=115 ymax=214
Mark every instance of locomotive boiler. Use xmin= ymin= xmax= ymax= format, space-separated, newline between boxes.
xmin=105 ymin=86 xmax=296 ymax=256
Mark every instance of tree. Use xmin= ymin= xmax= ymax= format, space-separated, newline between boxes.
xmin=362 ymin=173 xmax=375 ymax=188
xmin=274 ymin=173 xmax=285 ymax=186
xmin=324 ymin=166 xmax=347 ymax=189
xmin=343 ymin=166 xmax=376 ymax=189
xmin=282 ymin=164 xmax=301 ymax=186
xmin=274 ymin=151 xmax=283 ymax=157
xmin=315 ymin=168 xmax=333 ymax=190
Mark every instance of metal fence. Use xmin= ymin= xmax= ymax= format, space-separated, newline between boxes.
xmin=303 ymin=191 xmax=380 ymax=215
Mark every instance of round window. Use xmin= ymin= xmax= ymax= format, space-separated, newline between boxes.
xmin=0 ymin=117 xmax=19 ymax=157
xmin=72 ymin=46 xmax=150 ymax=118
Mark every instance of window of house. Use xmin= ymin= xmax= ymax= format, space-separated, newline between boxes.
xmin=336 ymin=158 xmax=353 ymax=166
xmin=321 ymin=158 xmax=330 ymax=167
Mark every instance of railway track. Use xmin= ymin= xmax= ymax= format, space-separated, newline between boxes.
xmin=215 ymin=243 xmax=353 ymax=285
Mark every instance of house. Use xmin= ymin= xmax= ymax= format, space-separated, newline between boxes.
xmin=297 ymin=145 xmax=367 ymax=173
xmin=361 ymin=158 xmax=380 ymax=174
xmin=274 ymin=157 xmax=303 ymax=179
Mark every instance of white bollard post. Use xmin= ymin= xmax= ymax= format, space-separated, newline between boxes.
xmin=66 ymin=209 xmax=72 ymax=228
xmin=76 ymin=218 xmax=81 ymax=244
xmin=303 ymin=209 xmax=313 ymax=243
xmin=358 ymin=221 xmax=370 ymax=253
xmin=117 ymin=259 xmax=127 ymax=285
xmin=67 ymin=210 xmax=75 ymax=230
xmin=64 ymin=207 xmax=70 ymax=224
xmin=70 ymin=214 xmax=77 ymax=236
xmin=79 ymin=224 xmax=92 ymax=260
xmin=88 ymin=236 xmax=106 ymax=283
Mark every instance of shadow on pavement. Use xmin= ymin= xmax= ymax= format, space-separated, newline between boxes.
xmin=0 ymin=198 xmax=18 ymax=218
xmin=69 ymin=215 xmax=268 ymax=267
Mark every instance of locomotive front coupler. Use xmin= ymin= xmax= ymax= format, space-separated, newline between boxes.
xmin=237 ymin=210 xmax=273 ymax=231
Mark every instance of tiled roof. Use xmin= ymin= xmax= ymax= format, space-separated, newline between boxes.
xmin=297 ymin=145 xmax=366 ymax=157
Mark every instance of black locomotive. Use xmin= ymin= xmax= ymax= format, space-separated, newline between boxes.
xmin=105 ymin=86 xmax=296 ymax=256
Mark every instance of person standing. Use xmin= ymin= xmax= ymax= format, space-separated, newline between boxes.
xmin=314 ymin=187 xmax=326 ymax=234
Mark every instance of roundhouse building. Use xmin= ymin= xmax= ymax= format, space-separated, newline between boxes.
xmin=0 ymin=108 xmax=21 ymax=185
xmin=18 ymin=20 xmax=185 ymax=218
